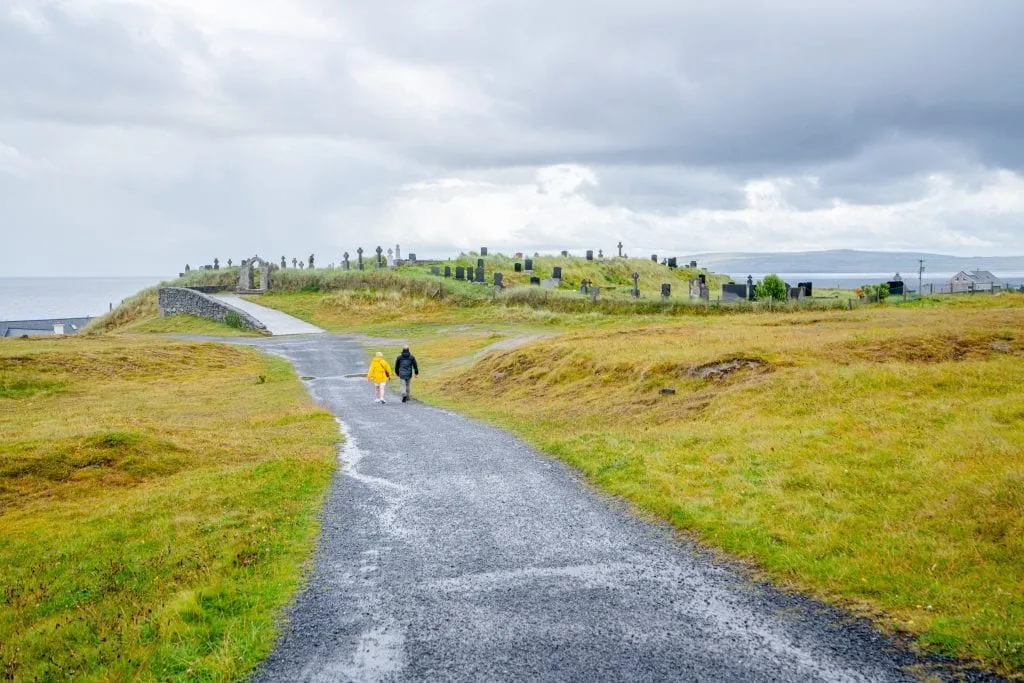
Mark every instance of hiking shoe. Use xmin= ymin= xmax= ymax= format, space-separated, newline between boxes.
xmin=402 ymin=395 xmax=408 ymax=403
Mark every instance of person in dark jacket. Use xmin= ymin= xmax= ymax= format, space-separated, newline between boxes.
xmin=394 ymin=346 xmax=420 ymax=403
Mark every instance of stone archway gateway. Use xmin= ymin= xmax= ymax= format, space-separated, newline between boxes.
xmin=238 ymin=255 xmax=273 ymax=293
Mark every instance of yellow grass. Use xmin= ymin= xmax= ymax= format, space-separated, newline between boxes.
xmin=0 ymin=336 xmax=338 ymax=680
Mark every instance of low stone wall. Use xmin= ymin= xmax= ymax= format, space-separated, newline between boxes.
xmin=158 ymin=288 xmax=267 ymax=332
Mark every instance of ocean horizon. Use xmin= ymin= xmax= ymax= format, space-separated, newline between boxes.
xmin=0 ymin=276 xmax=172 ymax=322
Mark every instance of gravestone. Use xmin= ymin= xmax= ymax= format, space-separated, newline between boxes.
xmin=481 ymin=247 xmax=488 ymax=256
xmin=515 ymin=252 xmax=523 ymax=259
xmin=455 ymin=266 xmax=466 ymax=280
xmin=661 ymin=283 xmax=671 ymax=299
xmin=590 ymin=286 xmax=600 ymax=302
xmin=530 ymin=276 xmax=541 ymax=285
xmin=281 ymin=256 xmax=287 ymax=269
xmin=357 ymin=247 xmax=364 ymax=270
xmin=444 ymin=266 xmax=452 ymax=278
xmin=561 ymin=251 xmax=569 ymax=257
xmin=387 ymin=248 xmax=395 ymax=268
xmin=618 ymin=242 xmax=623 ymax=257
xmin=580 ymin=279 xmax=590 ymax=294
xmin=632 ymin=273 xmax=641 ymax=298
xmin=747 ymin=275 xmax=755 ymax=301
xmin=552 ymin=266 xmax=562 ymax=280
xmin=343 ymin=252 xmax=350 ymax=270
xmin=798 ymin=281 xmax=813 ymax=297
xmin=524 ymin=258 xmax=534 ymax=272
xmin=586 ymin=250 xmax=594 ymax=261
xmin=477 ymin=258 xmax=485 ymax=268
xmin=375 ymin=246 xmax=383 ymax=269
xmin=690 ymin=260 xmax=697 ymax=268
xmin=396 ymin=244 xmax=401 ymax=260
xmin=651 ymin=254 xmax=658 ymax=262
xmin=722 ymin=284 xmax=749 ymax=302
xmin=667 ymin=257 xmax=677 ymax=269
xmin=514 ymin=262 xmax=523 ymax=273
xmin=788 ymin=287 xmax=804 ymax=301
xmin=598 ymin=249 xmax=603 ymax=258
xmin=476 ymin=266 xmax=485 ymax=283
xmin=431 ymin=267 xmax=441 ymax=276
xmin=408 ymin=253 xmax=417 ymax=261
xmin=494 ymin=272 xmax=504 ymax=289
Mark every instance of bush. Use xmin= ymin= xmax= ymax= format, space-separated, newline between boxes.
xmin=860 ymin=283 xmax=891 ymax=302
xmin=755 ymin=273 xmax=788 ymax=302
xmin=224 ymin=311 xmax=245 ymax=329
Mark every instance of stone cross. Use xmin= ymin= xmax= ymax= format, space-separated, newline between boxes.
xmin=598 ymin=249 xmax=603 ymax=258
xmin=281 ymin=256 xmax=286 ymax=269
xmin=387 ymin=248 xmax=394 ymax=268
xmin=343 ymin=252 xmax=350 ymax=270
xmin=618 ymin=242 xmax=623 ymax=257
xmin=375 ymin=246 xmax=383 ymax=269
xmin=632 ymin=272 xmax=641 ymax=298
xmin=747 ymin=275 xmax=755 ymax=300
xmin=357 ymin=247 xmax=364 ymax=270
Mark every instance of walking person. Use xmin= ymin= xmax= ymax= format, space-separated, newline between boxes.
xmin=366 ymin=352 xmax=393 ymax=404
xmin=394 ymin=345 xmax=420 ymax=403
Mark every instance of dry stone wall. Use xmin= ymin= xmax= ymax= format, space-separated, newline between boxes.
xmin=158 ymin=287 xmax=267 ymax=332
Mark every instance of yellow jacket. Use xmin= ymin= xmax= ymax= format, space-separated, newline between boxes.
xmin=366 ymin=357 xmax=393 ymax=383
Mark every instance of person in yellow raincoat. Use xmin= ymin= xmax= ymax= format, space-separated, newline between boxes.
xmin=366 ymin=351 xmax=393 ymax=404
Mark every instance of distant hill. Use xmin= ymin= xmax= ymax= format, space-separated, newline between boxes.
xmin=687 ymin=250 xmax=1024 ymax=275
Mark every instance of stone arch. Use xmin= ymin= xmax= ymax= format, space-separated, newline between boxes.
xmin=238 ymin=255 xmax=273 ymax=292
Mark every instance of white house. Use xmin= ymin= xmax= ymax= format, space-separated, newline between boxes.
xmin=948 ymin=270 xmax=1003 ymax=293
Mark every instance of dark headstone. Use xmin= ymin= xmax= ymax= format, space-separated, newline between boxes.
xmin=631 ymin=273 xmax=640 ymax=298
xmin=514 ymin=262 xmax=523 ymax=273
xmin=552 ymin=266 xmax=562 ymax=280
xmin=408 ymin=253 xmax=416 ymax=261
xmin=343 ymin=252 xmax=350 ymax=271
xmin=494 ymin=272 xmax=504 ymax=289
xmin=887 ymin=280 xmax=904 ymax=296
xmin=481 ymin=247 xmax=488 ymax=256
xmin=598 ymin=249 xmax=603 ymax=258
xmin=788 ymin=287 xmax=804 ymax=301
xmin=530 ymin=276 xmax=541 ymax=285
xmin=444 ymin=266 xmax=452 ymax=278
xmin=561 ymin=250 xmax=569 ymax=257
xmin=661 ymin=283 xmax=671 ymax=299
xmin=667 ymin=257 xmax=677 ymax=269
xmin=722 ymin=284 xmax=749 ymax=302
xmin=798 ymin=281 xmax=813 ymax=297
xmin=431 ymin=266 xmax=441 ymax=276
xmin=455 ymin=266 xmax=465 ymax=280
xmin=586 ymin=250 xmax=594 ymax=261
xmin=477 ymin=258 xmax=485 ymax=268
xmin=618 ymin=242 xmax=623 ymax=257
xmin=690 ymin=260 xmax=697 ymax=268
xmin=525 ymin=258 xmax=534 ymax=271
xmin=476 ymin=266 xmax=485 ymax=283
xmin=651 ymin=254 xmax=658 ymax=262
xmin=357 ymin=247 xmax=364 ymax=270
xmin=375 ymin=245 xmax=383 ymax=269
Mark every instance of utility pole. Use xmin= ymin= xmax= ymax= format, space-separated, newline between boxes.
xmin=918 ymin=259 xmax=925 ymax=299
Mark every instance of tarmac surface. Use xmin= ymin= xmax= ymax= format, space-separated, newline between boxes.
xmin=219 ymin=330 xmax=987 ymax=683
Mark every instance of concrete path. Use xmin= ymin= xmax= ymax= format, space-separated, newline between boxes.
xmin=221 ymin=333 xmax=982 ymax=683
xmin=214 ymin=294 xmax=324 ymax=335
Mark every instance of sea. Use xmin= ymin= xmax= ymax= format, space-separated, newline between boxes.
xmin=0 ymin=277 xmax=172 ymax=322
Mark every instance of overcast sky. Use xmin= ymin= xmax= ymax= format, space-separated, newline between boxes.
xmin=2 ymin=0 xmax=1023 ymax=276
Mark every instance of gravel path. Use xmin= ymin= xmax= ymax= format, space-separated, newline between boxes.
xmin=226 ymin=333 xmax=988 ymax=682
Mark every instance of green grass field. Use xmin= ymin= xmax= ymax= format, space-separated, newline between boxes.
xmin=0 ymin=336 xmax=338 ymax=680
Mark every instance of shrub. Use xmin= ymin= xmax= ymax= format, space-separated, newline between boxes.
xmin=755 ymin=273 xmax=788 ymax=302
xmin=224 ymin=311 xmax=245 ymax=330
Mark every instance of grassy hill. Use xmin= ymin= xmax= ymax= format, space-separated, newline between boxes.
xmin=0 ymin=336 xmax=337 ymax=680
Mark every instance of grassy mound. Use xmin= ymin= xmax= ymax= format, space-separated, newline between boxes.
xmin=0 ymin=336 xmax=338 ymax=680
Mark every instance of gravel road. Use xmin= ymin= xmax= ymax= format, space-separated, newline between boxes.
xmin=231 ymin=334 xmax=989 ymax=682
